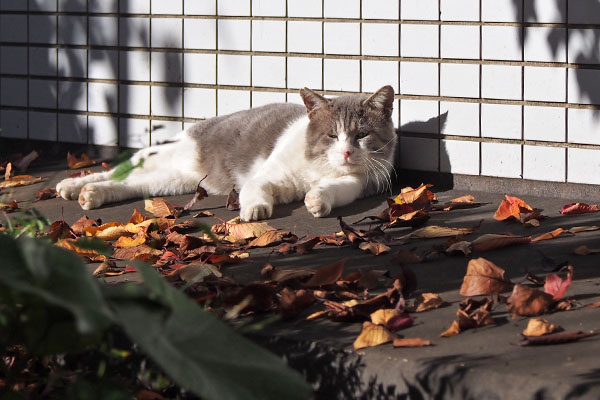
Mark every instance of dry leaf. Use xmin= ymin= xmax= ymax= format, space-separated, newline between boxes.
xmin=394 ymin=249 xmax=423 ymax=264
xmin=544 ymin=265 xmax=573 ymax=300
xmin=516 ymin=331 xmax=597 ymax=346
xmin=522 ymin=318 xmax=560 ymax=337
xmin=0 ymin=174 xmax=43 ymax=189
xmin=144 ymin=198 xmax=182 ymax=218
xmin=4 ymin=162 xmax=12 ymax=180
xmin=34 ymin=187 xmax=57 ymax=201
xmin=304 ymin=258 xmax=347 ymax=287
xmin=93 ymin=260 xmax=121 ymax=277
xmin=0 ymin=200 xmax=19 ymax=213
xmin=184 ymin=177 xmax=208 ymax=211
xmin=271 ymin=268 xmax=315 ymax=283
xmin=432 ymin=195 xmax=483 ymax=211
xmin=358 ymin=241 xmax=391 ymax=255
xmin=358 ymin=269 xmax=389 ymax=290
xmin=446 ymin=241 xmax=472 ymax=256
xmin=279 ymin=288 xmax=316 ymax=319
xmin=573 ymin=245 xmax=600 ymax=255
xmin=48 ymin=220 xmax=71 ymax=242
xmin=56 ymin=238 xmax=106 ymax=262
xmin=393 ymin=184 xmax=436 ymax=206
xmin=410 ymin=225 xmax=478 ymax=239
xmin=67 ymin=152 xmax=96 ymax=169
xmin=531 ymin=228 xmax=571 ymax=242
xmin=226 ymin=187 xmax=240 ymax=211
xmin=13 ymin=150 xmax=39 ymax=171
xmin=507 ymin=284 xmax=554 ymax=317
xmin=568 ymin=225 xmax=600 ymax=233
xmin=168 ymin=262 xmax=221 ymax=282
xmin=370 ymin=308 xmax=400 ymax=325
xmin=393 ymin=338 xmax=432 ymax=348
xmin=295 ymin=237 xmax=321 ymax=254
xmin=248 ymin=230 xmax=286 ymax=248
xmin=560 ymin=202 xmax=599 ymax=215
xmin=493 ymin=194 xmax=533 ymax=221
xmin=193 ymin=210 xmax=214 ymax=218
xmin=471 ymin=233 xmax=531 ymax=252
xmin=459 ymin=258 xmax=513 ymax=296
xmin=353 ymin=321 xmax=395 ymax=350
xmin=113 ymin=231 xmax=147 ymax=248
xmin=412 ymin=292 xmax=449 ymax=312
xmin=227 ymin=220 xmax=277 ymax=240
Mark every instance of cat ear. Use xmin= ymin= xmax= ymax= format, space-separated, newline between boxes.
xmin=363 ymin=85 xmax=395 ymax=115
xmin=300 ymin=88 xmax=330 ymax=117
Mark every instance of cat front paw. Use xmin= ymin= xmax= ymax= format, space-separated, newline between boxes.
xmin=56 ymin=178 xmax=84 ymax=200
xmin=240 ymin=202 xmax=273 ymax=221
xmin=304 ymin=191 xmax=332 ymax=218
xmin=78 ymin=184 xmax=105 ymax=210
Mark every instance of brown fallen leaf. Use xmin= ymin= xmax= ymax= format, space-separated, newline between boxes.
xmin=0 ymin=174 xmax=43 ymax=189
xmin=279 ymin=288 xmax=316 ymax=319
xmin=441 ymin=298 xmax=495 ymax=337
xmin=358 ymin=269 xmax=389 ymax=290
xmin=568 ymin=225 xmax=600 ymax=233
xmin=248 ymin=230 xmax=286 ymax=248
xmin=0 ymin=200 xmax=19 ymax=213
xmin=573 ymin=245 xmax=600 ymax=255
xmin=167 ymin=262 xmax=221 ymax=282
xmin=56 ymin=238 xmax=106 ymax=262
xmin=67 ymin=152 xmax=96 ymax=169
xmin=493 ymin=194 xmax=533 ymax=221
xmin=48 ymin=220 xmax=71 ymax=243
xmin=144 ymin=198 xmax=182 ymax=218
xmin=446 ymin=240 xmax=472 ymax=256
xmin=193 ymin=210 xmax=214 ymax=218
xmin=544 ymin=265 xmax=573 ymax=300
xmin=34 ymin=187 xmax=57 ymax=201
xmin=338 ymin=216 xmax=366 ymax=244
xmin=226 ymin=186 xmax=240 ymax=211
xmin=409 ymin=224 xmax=478 ymax=239
xmin=386 ymin=208 xmax=430 ymax=229
xmin=507 ymin=284 xmax=554 ymax=317
xmin=394 ymin=249 xmax=423 ymax=264
xmin=184 ymin=176 xmax=208 ymax=211
xmin=353 ymin=321 xmax=396 ymax=350
xmin=270 ymin=267 xmax=315 ymax=283
xmin=295 ymin=236 xmax=321 ymax=254
xmin=222 ymin=219 xmax=277 ymax=240
xmin=393 ymin=184 xmax=436 ymax=206
xmin=471 ymin=233 xmax=531 ymax=252
xmin=93 ymin=260 xmax=122 ymax=277
xmin=358 ymin=241 xmax=391 ymax=255
xmin=516 ymin=331 xmax=597 ymax=346
xmin=393 ymin=337 xmax=432 ymax=348
xmin=113 ymin=231 xmax=147 ymax=248
xmin=222 ymin=283 xmax=277 ymax=315
xmin=13 ymin=150 xmax=39 ymax=171
xmin=304 ymin=258 xmax=347 ymax=288
xmin=522 ymin=318 xmax=560 ymax=337
xmin=531 ymin=228 xmax=572 ymax=242
xmin=113 ymin=244 xmax=162 ymax=260
xmin=411 ymin=292 xmax=449 ymax=312
xmin=459 ymin=258 xmax=513 ymax=297
xmin=560 ymin=202 xmax=599 ymax=215
xmin=585 ymin=301 xmax=600 ymax=309
xmin=431 ymin=195 xmax=483 ymax=211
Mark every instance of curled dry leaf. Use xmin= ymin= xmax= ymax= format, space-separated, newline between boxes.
xmin=167 ymin=262 xmax=221 ymax=282
xmin=386 ymin=208 xmax=430 ymax=229
xmin=48 ymin=220 xmax=71 ymax=243
xmin=459 ymin=257 xmax=513 ymax=297
xmin=471 ymin=233 xmax=531 ymax=252
xmin=34 ymin=187 xmax=57 ymax=201
xmin=568 ymin=225 xmax=600 ymax=233
xmin=0 ymin=200 xmax=19 ymax=213
xmin=441 ymin=298 xmax=495 ymax=337
xmin=516 ymin=331 xmax=597 ymax=346
xmin=370 ymin=308 xmax=400 ymax=325
xmin=544 ymin=265 xmax=573 ymax=300
xmin=184 ymin=177 xmax=209 ymax=211
xmin=573 ymin=245 xmax=600 ymax=255
xmin=522 ymin=318 xmax=560 ymax=337
xmin=560 ymin=202 xmax=599 ymax=215
xmin=386 ymin=313 xmax=414 ymax=331
xmin=271 ymin=268 xmax=315 ymax=283
xmin=394 ymin=249 xmax=423 ymax=264
xmin=144 ymin=198 xmax=182 ymax=218
xmin=67 ymin=152 xmax=96 ymax=169
xmin=507 ymin=284 xmax=554 ymax=317
xmin=358 ymin=241 xmax=391 ymax=255
xmin=304 ymin=258 xmax=347 ymax=288
xmin=338 ymin=216 xmax=365 ymax=244
xmin=193 ymin=210 xmax=214 ymax=218
xmin=0 ymin=174 xmax=43 ymax=189
xmin=493 ymin=194 xmax=534 ymax=221
xmin=56 ymin=238 xmax=106 ymax=262
xmin=353 ymin=322 xmax=396 ymax=350
xmin=431 ymin=194 xmax=483 ymax=211
xmin=226 ymin=220 xmax=277 ymax=240
xmin=113 ymin=231 xmax=146 ymax=248
xmin=393 ymin=184 xmax=436 ymax=206
xmin=393 ymin=337 xmax=432 ymax=348
xmin=295 ymin=236 xmax=321 ymax=254
xmin=222 ymin=283 xmax=277 ymax=315
xmin=226 ymin=187 xmax=240 ymax=211
xmin=93 ymin=259 xmax=121 ymax=277
xmin=248 ymin=230 xmax=286 ymax=248
xmin=410 ymin=224 xmax=478 ymax=239
xmin=411 ymin=292 xmax=449 ymax=312
xmin=279 ymin=288 xmax=316 ymax=319
xmin=358 ymin=269 xmax=389 ymax=290
xmin=531 ymin=228 xmax=572 ymax=243
xmin=71 ymin=215 xmax=101 ymax=235
xmin=446 ymin=241 xmax=472 ymax=256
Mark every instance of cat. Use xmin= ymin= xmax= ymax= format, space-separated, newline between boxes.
xmin=56 ymin=85 xmax=398 ymax=221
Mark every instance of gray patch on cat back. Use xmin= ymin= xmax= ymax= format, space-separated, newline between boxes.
xmin=187 ymin=103 xmax=306 ymax=194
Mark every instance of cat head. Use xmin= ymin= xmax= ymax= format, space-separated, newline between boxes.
xmin=300 ymin=86 xmax=397 ymax=190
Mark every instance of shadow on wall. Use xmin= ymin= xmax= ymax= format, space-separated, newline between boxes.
xmin=2 ymin=0 xmax=182 ymax=147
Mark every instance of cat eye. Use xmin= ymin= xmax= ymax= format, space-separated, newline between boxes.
xmin=328 ymin=134 xmax=338 ymax=140
xmin=356 ymin=131 xmax=370 ymax=139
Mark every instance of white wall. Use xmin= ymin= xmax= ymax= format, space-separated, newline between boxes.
xmin=1 ymin=0 xmax=600 ymax=185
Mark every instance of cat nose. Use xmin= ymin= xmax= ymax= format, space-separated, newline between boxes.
xmin=343 ymin=150 xmax=353 ymax=160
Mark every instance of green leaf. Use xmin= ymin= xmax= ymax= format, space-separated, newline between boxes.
xmin=74 ymin=237 xmax=112 ymax=256
xmin=110 ymin=157 xmax=144 ymax=182
xmin=107 ymin=263 xmax=311 ymax=400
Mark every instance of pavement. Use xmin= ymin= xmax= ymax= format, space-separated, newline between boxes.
xmin=2 ymin=143 xmax=600 ymax=399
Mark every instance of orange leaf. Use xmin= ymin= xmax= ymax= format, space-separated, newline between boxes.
xmin=113 ymin=232 xmax=147 ymax=248
xmin=67 ymin=152 xmax=96 ymax=169
xmin=393 ymin=184 xmax=435 ymax=206
xmin=507 ymin=284 xmax=554 ymax=317
xmin=304 ymin=258 xmax=347 ymax=287
xmin=470 ymin=233 xmax=531 ymax=252
xmin=493 ymin=194 xmax=533 ymax=221
xmin=543 ymin=265 xmax=573 ymax=300
xmin=560 ymin=202 xmax=599 ymax=215
xmin=144 ymin=198 xmax=182 ymax=218
xmin=353 ymin=322 xmax=395 ymax=350
xmin=522 ymin=318 xmax=560 ymax=337
xmin=459 ymin=258 xmax=513 ymax=297
xmin=411 ymin=292 xmax=449 ymax=312
xmin=0 ymin=174 xmax=43 ymax=189
xmin=531 ymin=228 xmax=570 ymax=242
xmin=393 ymin=337 xmax=432 ymax=348
xmin=128 ymin=208 xmax=147 ymax=224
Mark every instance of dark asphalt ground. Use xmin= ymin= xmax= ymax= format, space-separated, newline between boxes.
xmin=2 ymin=152 xmax=600 ymax=399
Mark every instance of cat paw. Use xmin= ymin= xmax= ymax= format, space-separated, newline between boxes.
xmin=78 ymin=184 xmax=105 ymax=210
xmin=56 ymin=178 xmax=84 ymax=200
xmin=304 ymin=191 xmax=332 ymax=218
xmin=240 ymin=202 xmax=273 ymax=221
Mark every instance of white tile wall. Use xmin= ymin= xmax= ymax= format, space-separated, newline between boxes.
xmin=217 ymin=89 xmax=250 ymax=115
xmin=1 ymin=47 xmax=27 ymax=74
xmin=119 ymin=118 xmax=148 ymax=149
xmin=184 ymin=53 xmax=216 ymax=85
xmin=441 ymin=25 xmax=480 ymax=59
xmin=29 ymin=15 xmax=57 ymax=44
xmin=324 ymin=23 xmax=360 ymax=55
xmin=29 ymin=79 xmax=57 ymax=108
xmin=323 ymin=59 xmax=360 ymax=92
xmin=253 ymin=20 xmax=286 ymax=52
xmin=1 ymin=78 xmax=27 ymax=106
xmin=401 ymin=0 xmax=438 ymax=21
xmin=440 ymin=101 xmax=479 ymax=137
xmin=151 ymin=0 xmax=182 ymax=14
xmin=568 ymin=148 xmax=600 ymax=185
xmin=482 ymin=65 xmax=521 ymax=100
xmin=217 ymin=54 xmax=250 ymax=86
xmin=59 ymin=113 xmax=87 ymax=144
xmin=120 ymin=18 xmax=150 ymax=47
xmin=29 ymin=47 xmax=57 ymax=76
xmin=482 ymin=26 xmax=522 ymax=61
xmin=524 ymin=27 xmax=566 ymax=62
xmin=568 ymin=108 xmax=600 ymax=145
xmin=1 ymin=15 xmax=27 ymax=42
xmin=568 ymin=29 xmax=600 ymax=64
xmin=58 ymin=16 xmax=87 ymax=45
xmin=362 ymin=23 xmax=399 ymax=57
xmin=288 ymin=0 xmax=321 ymax=17
xmin=29 ymin=0 xmax=57 ymax=12
xmin=218 ymin=20 xmax=250 ymax=51
xmin=0 ymin=110 xmax=27 ymax=139
xmin=150 ymin=120 xmax=183 ymax=144
xmin=252 ymin=56 xmax=286 ymax=88
xmin=89 ymin=49 xmax=118 ymax=80
xmin=287 ymin=57 xmax=322 ymax=89
xmin=59 ymin=48 xmax=87 ymax=78
xmin=151 ymin=86 xmax=182 ymax=117
xmin=89 ymin=0 xmax=117 ymax=13
xmin=88 ymin=115 xmax=118 ymax=146
xmin=568 ymin=0 xmax=600 ymax=25
xmin=401 ymin=25 xmax=439 ymax=58
xmin=440 ymin=63 xmax=479 ymax=98
xmin=29 ymin=111 xmax=56 ymax=141
xmin=119 ymin=84 xmax=150 ymax=115
xmin=400 ymin=62 xmax=438 ymax=96
xmin=441 ymin=139 xmax=479 ymax=175
xmin=90 ymin=16 xmax=118 ymax=46
xmin=524 ymin=106 xmax=565 ymax=142
xmin=361 ymin=61 xmax=399 ymax=93
xmin=253 ymin=0 xmax=286 ymax=16
xmin=363 ymin=0 xmax=399 ymax=20
xmin=324 ymin=0 xmax=360 ymax=18
xmin=524 ymin=67 xmax=566 ymax=102
xmin=440 ymin=0 xmax=479 ymax=21
xmin=184 ymin=88 xmax=216 ymax=119
xmin=120 ymin=51 xmax=150 ymax=81
xmin=58 ymin=81 xmax=87 ymax=111
xmin=88 ymin=82 xmax=118 ymax=113
xmin=288 ymin=21 xmax=322 ymax=54
xmin=217 ymin=0 xmax=250 ymax=16
xmin=568 ymin=69 xmax=600 ymax=105
xmin=151 ymin=51 xmax=182 ymax=82
xmin=481 ymin=104 xmax=522 ymax=139
xmin=252 ymin=91 xmax=287 ymax=107
xmin=523 ymin=145 xmax=565 ymax=182
xmin=481 ymin=142 xmax=522 ymax=178
xmin=399 ymin=137 xmax=439 ymax=171
xmin=120 ymin=0 xmax=149 ymax=14
xmin=400 ymin=100 xmax=439 ymax=134
xmin=482 ymin=0 xmax=522 ymax=22
xmin=184 ymin=19 xmax=216 ymax=50
xmin=151 ymin=18 xmax=183 ymax=48
xmin=524 ymin=0 xmax=566 ymax=23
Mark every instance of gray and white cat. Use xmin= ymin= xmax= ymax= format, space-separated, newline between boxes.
xmin=56 ymin=86 xmax=397 ymax=221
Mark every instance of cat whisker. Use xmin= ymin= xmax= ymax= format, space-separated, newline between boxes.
xmin=374 ymin=157 xmax=398 ymax=180
xmin=370 ymin=137 xmax=397 ymax=154
xmin=363 ymin=157 xmax=382 ymax=192
xmin=369 ymin=157 xmax=393 ymax=195
xmin=364 ymin=157 xmax=390 ymax=195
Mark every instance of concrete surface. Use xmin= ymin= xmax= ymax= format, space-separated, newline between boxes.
xmin=2 ymin=145 xmax=600 ymax=399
